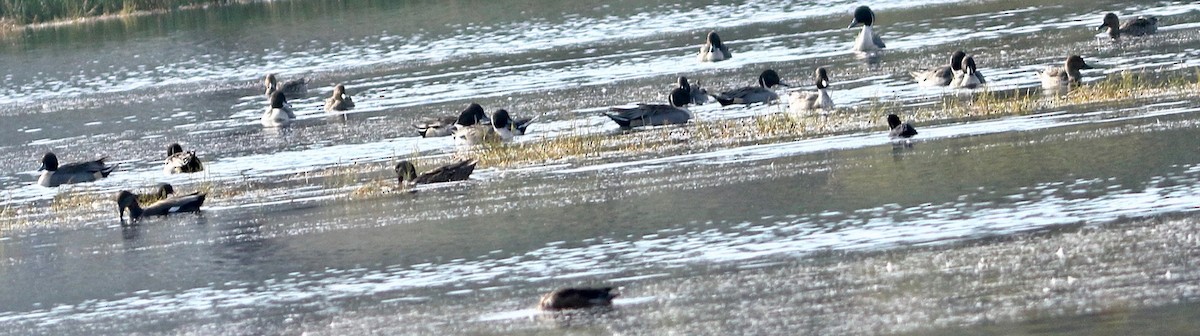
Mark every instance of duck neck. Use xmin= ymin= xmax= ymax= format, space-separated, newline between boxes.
xmin=126 ymin=203 xmax=144 ymax=220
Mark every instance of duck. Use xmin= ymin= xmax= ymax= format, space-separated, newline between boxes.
xmin=886 ymin=114 xmax=918 ymax=140
xmin=491 ymin=109 xmax=539 ymax=140
xmin=37 ymin=152 xmax=117 ymax=187
xmin=1099 ymin=13 xmax=1158 ymax=40
xmin=605 ymin=86 xmax=693 ymax=129
xmin=538 ymin=287 xmax=619 ymax=311
xmin=324 ymin=84 xmax=355 ymax=112
xmin=414 ymin=103 xmax=490 ymax=137
xmin=115 ymin=186 xmax=206 ymax=222
xmin=452 ymin=104 xmax=507 ymax=146
xmin=697 ymin=31 xmax=732 ymax=62
xmin=788 ymin=67 xmax=834 ymax=113
xmin=710 ymin=69 xmax=791 ymax=107
xmin=1038 ymin=55 xmax=1094 ymax=88
xmin=264 ymin=73 xmax=308 ymax=98
xmin=261 ymin=91 xmax=296 ymax=127
xmin=677 ymin=76 xmax=709 ymax=105
xmin=911 ymin=50 xmax=979 ymax=87
xmin=848 ymin=6 xmax=886 ymax=52
xmin=394 ymin=159 xmax=477 ymax=185
xmin=950 ymin=55 xmax=983 ymax=89
xmin=163 ymin=143 xmax=204 ymax=174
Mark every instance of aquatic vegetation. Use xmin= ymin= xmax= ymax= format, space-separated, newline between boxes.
xmin=0 ymin=0 xmax=235 ymax=26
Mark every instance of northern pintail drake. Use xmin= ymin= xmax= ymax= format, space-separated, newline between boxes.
xmin=605 ymin=86 xmax=693 ymax=129
xmin=788 ymin=67 xmax=834 ymax=112
xmin=324 ymin=84 xmax=355 ymax=112
xmin=414 ymin=103 xmax=490 ymax=137
xmin=710 ymin=69 xmax=790 ymax=107
xmin=452 ymin=104 xmax=508 ymax=146
xmin=492 ymin=109 xmax=539 ymax=140
xmin=912 ymin=50 xmax=967 ymax=87
xmin=116 ymin=187 xmax=206 ymax=222
xmin=1039 ymin=55 xmax=1094 ymax=88
xmin=164 ymin=143 xmax=204 ymax=174
xmin=697 ymin=31 xmax=732 ymax=62
xmin=951 ymin=55 xmax=983 ymax=89
xmin=395 ymin=159 xmax=477 ymax=185
xmin=37 ymin=152 xmax=117 ymax=187
xmin=677 ymin=76 xmax=709 ymax=105
xmin=1099 ymin=13 xmax=1158 ymax=40
xmin=539 ymin=287 xmax=619 ymax=311
xmin=886 ymin=114 xmax=918 ymax=140
xmin=849 ymin=6 xmax=885 ymax=52
xmin=264 ymin=73 xmax=308 ymax=98
xmin=261 ymin=91 xmax=296 ymax=127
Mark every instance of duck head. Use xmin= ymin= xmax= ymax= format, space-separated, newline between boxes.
xmin=1066 ymin=55 xmax=1094 ymax=71
xmin=333 ymin=84 xmax=349 ymax=99
xmin=492 ymin=109 xmax=512 ymax=130
xmin=115 ymin=190 xmax=143 ymax=221
xmin=394 ymin=161 xmax=418 ymax=185
xmin=167 ymin=143 xmax=184 ymax=156
xmin=886 ymin=114 xmax=902 ymax=130
xmin=758 ymin=69 xmax=790 ymax=88
xmin=961 ymin=55 xmax=978 ymax=76
xmin=814 ymin=67 xmax=831 ymax=90
xmin=270 ymin=91 xmax=288 ymax=109
xmin=848 ymin=6 xmax=876 ymax=28
xmin=156 ymin=183 xmax=176 ymax=199
xmin=949 ymin=50 xmax=967 ymax=71
xmin=677 ymin=76 xmax=692 ymax=91
xmin=1098 ymin=13 xmax=1120 ymax=35
xmin=455 ymin=103 xmax=489 ymax=126
xmin=705 ymin=31 xmax=725 ymax=49
xmin=38 ymin=152 xmax=59 ymax=172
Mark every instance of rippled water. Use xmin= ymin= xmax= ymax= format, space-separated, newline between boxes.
xmin=2 ymin=0 xmax=1200 ymax=334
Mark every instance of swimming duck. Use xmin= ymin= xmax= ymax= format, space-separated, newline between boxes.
xmin=264 ymin=73 xmax=308 ymax=98
xmin=605 ymin=86 xmax=693 ymax=129
xmin=677 ymin=76 xmax=709 ymax=105
xmin=950 ymin=55 xmax=983 ymax=89
xmin=788 ymin=67 xmax=834 ymax=112
xmin=164 ymin=143 xmax=204 ymax=174
xmin=261 ymin=91 xmax=296 ymax=127
xmin=538 ymin=287 xmax=619 ymax=311
xmin=394 ymin=159 xmax=477 ymax=185
xmin=37 ymin=152 xmax=117 ymax=187
xmin=911 ymin=50 xmax=970 ymax=87
xmin=697 ymin=31 xmax=732 ymax=62
xmin=116 ymin=188 xmax=206 ymax=222
xmin=452 ymin=104 xmax=507 ymax=146
xmin=414 ymin=103 xmax=490 ymax=137
xmin=324 ymin=84 xmax=355 ymax=112
xmin=886 ymin=114 xmax=918 ymax=140
xmin=491 ymin=109 xmax=539 ymax=140
xmin=848 ymin=6 xmax=886 ymax=52
xmin=1099 ymin=13 xmax=1158 ymax=40
xmin=710 ymin=69 xmax=791 ymax=107
xmin=1038 ymin=55 xmax=1094 ymax=88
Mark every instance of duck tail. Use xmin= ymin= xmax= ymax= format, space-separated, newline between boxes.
xmin=709 ymin=94 xmax=735 ymax=106
xmin=603 ymin=111 xmax=633 ymax=129
xmin=515 ymin=116 xmax=540 ymax=134
xmin=101 ymin=163 xmax=119 ymax=177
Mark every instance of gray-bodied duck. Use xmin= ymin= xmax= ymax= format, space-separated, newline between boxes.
xmin=605 ymin=85 xmax=693 ymax=129
xmin=116 ymin=185 xmax=206 ymax=222
xmin=887 ymin=114 xmax=918 ymax=140
xmin=492 ymin=109 xmax=539 ymax=140
xmin=788 ymin=67 xmax=834 ymax=112
xmin=911 ymin=50 xmax=986 ymax=87
xmin=264 ymin=73 xmax=309 ymax=98
xmin=950 ymin=55 xmax=983 ymax=89
xmin=538 ymin=287 xmax=619 ymax=311
xmin=849 ymin=6 xmax=886 ymax=52
xmin=395 ymin=159 xmax=477 ymax=185
xmin=697 ymin=31 xmax=732 ymax=62
xmin=452 ymin=104 xmax=507 ymax=146
xmin=37 ymin=152 xmax=117 ymax=187
xmin=1039 ymin=55 xmax=1094 ymax=88
xmin=261 ymin=91 xmax=296 ymax=127
xmin=415 ymin=103 xmax=490 ymax=137
xmin=164 ymin=143 xmax=204 ymax=174
xmin=1099 ymin=13 xmax=1158 ymax=40
xmin=324 ymin=84 xmax=355 ymax=112
xmin=710 ymin=69 xmax=791 ymax=107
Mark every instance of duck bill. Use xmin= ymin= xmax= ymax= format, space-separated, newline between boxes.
xmin=37 ymin=163 xmax=45 ymax=172
xmin=1096 ymin=24 xmax=1106 ymax=31
xmin=847 ymin=19 xmax=860 ymax=29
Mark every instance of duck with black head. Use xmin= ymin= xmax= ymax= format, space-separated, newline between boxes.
xmin=37 ymin=152 xmax=117 ymax=187
xmin=710 ymin=69 xmax=791 ymax=107
xmin=697 ymin=31 xmax=732 ymax=62
xmin=848 ymin=6 xmax=886 ymax=52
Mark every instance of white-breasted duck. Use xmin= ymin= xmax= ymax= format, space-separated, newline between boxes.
xmin=697 ymin=31 xmax=732 ymax=62
xmin=37 ymin=152 xmax=117 ymax=187
xmin=849 ymin=6 xmax=886 ymax=52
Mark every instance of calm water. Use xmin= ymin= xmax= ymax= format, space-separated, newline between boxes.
xmin=2 ymin=0 xmax=1200 ymax=334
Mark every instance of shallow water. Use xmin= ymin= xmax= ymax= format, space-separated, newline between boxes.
xmin=2 ymin=0 xmax=1200 ymax=334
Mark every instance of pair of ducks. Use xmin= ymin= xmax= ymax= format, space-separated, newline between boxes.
xmin=261 ymin=73 xmax=357 ymax=127
xmin=37 ymin=143 xmax=198 ymax=188
xmin=604 ymin=71 xmax=806 ymax=129
xmin=413 ymin=103 xmax=538 ymax=146
xmin=699 ymin=5 xmax=885 ymax=62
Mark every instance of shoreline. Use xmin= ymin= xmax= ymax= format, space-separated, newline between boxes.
xmin=0 ymin=0 xmax=268 ymax=33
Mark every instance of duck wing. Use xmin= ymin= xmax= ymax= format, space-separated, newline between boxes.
xmin=605 ymin=104 xmax=691 ymax=128
xmin=58 ymin=157 xmax=117 ymax=177
xmin=142 ymin=193 xmax=207 ymax=216
xmin=416 ymin=160 xmax=477 ymax=184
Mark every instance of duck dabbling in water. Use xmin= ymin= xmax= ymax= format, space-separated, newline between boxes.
xmin=710 ymin=69 xmax=791 ymax=107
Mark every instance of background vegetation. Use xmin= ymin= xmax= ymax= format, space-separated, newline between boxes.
xmin=0 ymin=0 xmax=245 ymax=26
